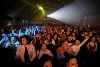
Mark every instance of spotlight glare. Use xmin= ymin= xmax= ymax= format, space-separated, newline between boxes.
xmin=37 ymin=5 xmax=43 ymax=10
xmin=39 ymin=7 xmax=43 ymax=10
xmin=47 ymin=15 xmax=50 ymax=17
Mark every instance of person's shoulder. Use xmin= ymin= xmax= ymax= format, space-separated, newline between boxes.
xmin=17 ymin=45 xmax=23 ymax=49
xmin=71 ymin=45 xmax=76 ymax=48
xmin=57 ymin=47 xmax=64 ymax=51
xmin=29 ymin=44 xmax=34 ymax=46
xmin=18 ymin=45 xmax=23 ymax=48
xmin=58 ymin=47 xmax=62 ymax=49
xmin=29 ymin=44 xmax=35 ymax=48
xmin=46 ymin=49 xmax=51 ymax=52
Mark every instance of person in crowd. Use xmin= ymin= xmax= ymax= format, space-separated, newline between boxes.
xmin=32 ymin=33 xmax=44 ymax=50
xmin=87 ymin=36 xmax=97 ymax=52
xmin=77 ymin=31 xmax=85 ymax=42
xmin=16 ymin=36 xmax=36 ymax=65
xmin=61 ymin=33 xmax=67 ymax=40
xmin=57 ymin=40 xmax=73 ymax=60
xmin=77 ymin=34 xmax=99 ymax=67
xmin=51 ymin=33 xmax=58 ymax=46
xmin=57 ymin=40 xmax=73 ymax=67
xmin=0 ymin=24 xmax=100 ymax=67
xmin=67 ymin=34 xmax=75 ymax=46
xmin=71 ymin=32 xmax=76 ymax=40
xmin=45 ymin=34 xmax=58 ymax=67
xmin=96 ymin=34 xmax=100 ymax=43
xmin=66 ymin=27 xmax=71 ymax=35
xmin=60 ymin=28 xmax=65 ymax=35
xmin=65 ymin=55 xmax=78 ymax=67
xmin=44 ymin=34 xmax=51 ymax=45
xmin=39 ymin=54 xmax=53 ymax=67
xmin=37 ymin=43 xmax=53 ymax=60
xmin=71 ymin=36 xmax=89 ymax=56
xmin=86 ymin=35 xmax=98 ymax=67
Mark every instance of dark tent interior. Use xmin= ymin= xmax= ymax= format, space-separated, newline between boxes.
xmin=0 ymin=0 xmax=100 ymax=26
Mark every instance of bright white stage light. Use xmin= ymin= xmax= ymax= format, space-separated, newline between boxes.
xmin=46 ymin=6 xmax=70 ymax=23
xmin=47 ymin=1 xmax=86 ymax=24
xmin=47 ymin=15 xmax=50 ymax=17
xmin=8 ymin=22 xmax=11 ymax=26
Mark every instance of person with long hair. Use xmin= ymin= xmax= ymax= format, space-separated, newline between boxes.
xmin=37 ymin=43 xmax=53 ymax=60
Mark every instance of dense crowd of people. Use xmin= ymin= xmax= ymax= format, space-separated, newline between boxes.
xmin=0 ymin=24 xmax=100 ymax=67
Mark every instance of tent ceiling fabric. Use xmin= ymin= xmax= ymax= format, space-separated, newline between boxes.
xmin=0 ymin=0 xmax=100 ymax=20
xmin=77 ymin=0 xmax=100 ymax=15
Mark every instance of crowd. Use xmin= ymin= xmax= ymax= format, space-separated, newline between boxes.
xmin=0 ymin=24 xmax=100 ymax=67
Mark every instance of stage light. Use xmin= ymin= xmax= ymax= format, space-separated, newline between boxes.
xmin=8 ymin=22 xmax=11 ymax=26
xmin=37 ymin=5 xmax=45 ymax=16
xmin=47 ymin=15 xmax=50 ymax=17
xmin=47 ymin=1 xmax=87 ymax=24
xmin=39 ymin=7 xmax=43 ymax=10
xmin=37 ymin=5 xmax=43 ymax=10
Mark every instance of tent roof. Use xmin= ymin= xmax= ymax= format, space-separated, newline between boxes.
xmin=0 ymin=0 xmax=100 ymax=20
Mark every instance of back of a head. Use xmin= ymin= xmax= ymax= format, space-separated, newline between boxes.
xmin=65 ymin=55 xmax=76 ymax=64
xmin=39 ymin=54 xmax=52 ymax=67
xmin=62 ymin=39 xmax=68 ymax=44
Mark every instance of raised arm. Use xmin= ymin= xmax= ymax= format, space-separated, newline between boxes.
xmin=52 ymin=39 xmax=55 ymax=45
xmin=79 ymin=36 xmax=89 ymax=47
